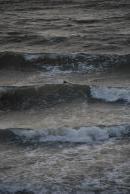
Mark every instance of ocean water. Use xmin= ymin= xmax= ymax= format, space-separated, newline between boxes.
xmin=0 ymin=1 xmax=130 ymax=194
xmin=0 ymin=0 xmax=130 ymax=54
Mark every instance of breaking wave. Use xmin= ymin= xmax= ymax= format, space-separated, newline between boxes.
xmin=90 ymin=86 xmax=130 ymax=103
xmin=0 ymin=52 xmax=129 ymax=72
xmin=0 ymin=84 xmax=129 ymax=110
xmin=0 ymin=125 xmax=129 ymax=144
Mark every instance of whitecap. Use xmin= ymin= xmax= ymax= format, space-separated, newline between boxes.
xmin=90 ymin=86 xmax=130 ymax=103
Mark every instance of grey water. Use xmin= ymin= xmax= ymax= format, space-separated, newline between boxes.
xmin=0 ymin=0 xmax=130 ymax=54
xmin=0 ymin=1 xmax=130 ymax=194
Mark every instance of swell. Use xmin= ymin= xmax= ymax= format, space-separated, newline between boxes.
xmin=0 ymin=124 xmax=129 ymax=144
xmin=0 ymin=52 xmax=129 ymax=72
xmin=0 ymin=84 xmax=89 ymax=110
xmin=0 ymin=85 xmax=129 ymax=110
xmin=0 ymin=52 xmax=40 ymax=71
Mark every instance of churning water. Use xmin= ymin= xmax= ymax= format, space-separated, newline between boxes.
xmin=0 ymin=0 xmax=130 ymax=194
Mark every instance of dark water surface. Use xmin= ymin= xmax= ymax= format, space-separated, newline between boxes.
xmin=0 ymin=1 xmax=130 ymax=194
xmin=0 ymin=0 xmax=130 ymax=54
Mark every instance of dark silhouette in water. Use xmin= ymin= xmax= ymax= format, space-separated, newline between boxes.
xmin=63 ymin=80 xmax=69 ymax=84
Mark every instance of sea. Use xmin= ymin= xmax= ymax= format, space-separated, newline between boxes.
xmin=0 ymin=0 xmax=130 ymax=194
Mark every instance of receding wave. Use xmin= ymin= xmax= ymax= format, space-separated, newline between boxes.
xmin=0 ymin=85 xmax=129 ymax=110
xmin=0 ymin=125 xmax=129 ymax=144
xmin=0 ymin=52 xmax=129 ymax=72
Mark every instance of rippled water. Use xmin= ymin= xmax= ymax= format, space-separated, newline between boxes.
xmin=0 ymin=1 xmax=130 ymax=194
xmin=0 ymin=0 xmax=130 ymax=54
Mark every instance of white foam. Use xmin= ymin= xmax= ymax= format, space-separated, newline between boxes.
xmin=78 ymin=63 xmax=95 ymax=72
xmin=23 ymin=53 xmax=105 ymax=73
xmin=24 ymin=53 xmax=63 ymax=62
xmin=24 ymin=53 xmax=42 ymax=61
xmin=10 ymin=125 xmax=130 ymax=144
xmin=90 ymin=86 xmax=130 ymax=103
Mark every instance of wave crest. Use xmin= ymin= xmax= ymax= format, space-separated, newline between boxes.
xmin=0 ymin=125 xmax=129 ymax=144
xmin=0 ymin=52 xmax=129 ymax=72
xmin=0 ymin=85 xmax=129 ymax=110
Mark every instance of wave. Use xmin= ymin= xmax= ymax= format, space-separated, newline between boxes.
xmin=0 ymin=52 xmax=129 ymax=73
xmin=0 ymin=84 xmax=90 ymax=110
xmin=90 ymin=86 xmax=130 ymax=103
xmin=0 ymin=189 xmax=33 ymax=194
xmin=0 ymin=85 xmax=129 ymax=110
xmin=0 ymin=124 xmax=129 ymax=144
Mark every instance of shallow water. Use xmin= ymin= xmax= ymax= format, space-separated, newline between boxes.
xmin=0 ymin=1 xmax=130 ymax=193
xmin=0 ymin=65 xmax=129 ymax=193
xmin=0 ymin=139 xmax=130 ymax=194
